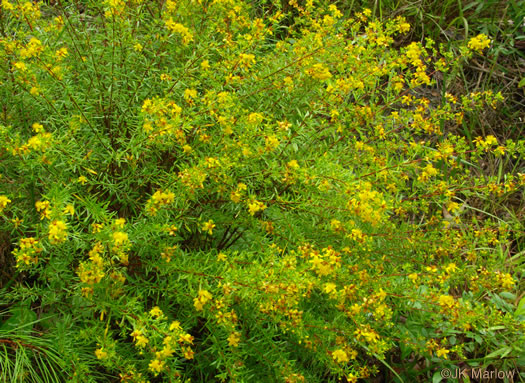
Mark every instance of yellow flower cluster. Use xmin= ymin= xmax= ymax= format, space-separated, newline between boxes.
xmin=306 ymin=63 xmax=332 ymax=80
xmin=150 ymin=306 xmax=164 ymax=318
xmin=130 ymin=316 xmax=195 ymax=377
xmin=239 ymin=53 xmax=256 ymax=70
xmin=305 ymin=246 xmax=341 ymax=277
xmin=48 ymin=220 xmax=68 ymax=244
xmin=438 ymin=294 xmax=456 ymax=309
xmin=332 ymin=349 xmax=349 ymax=364
xmin=347 ymin=182 xmax=388 ymax=226
xmin=418 ymin=163 xmax=439 ymax=182
xmin=178 ymin=166 xmax=207 ymax=191
xmin=13 ymin=237 xmax=42 ymax=267
xmin=12 ymin=123 xmax=53 ymax=156
xmin=402 ymin=42 xmax=432 ymax=85
xmin=104 ymin=0 xmax=125 ymax=18
xmin=141 ymin=97 xmax=184 ymax=142
xmin=165 ymin=19 xmax=193 ymax=44
xmin=77 ymin=243 xmax=106 ymax=297
xmin=131 ymin=328 xmax=150 ymax=348
xmin=146 ymin=189 xmax=175 ymax=216
xmin=230 ymin=182 xmax=247 ymax=203
xmin=202 ymin=220 xmax=215 ymax=235
xmin=111 ymin=231 xmax=129 ymax=262
xmin=495 ymin=271 xmax=515 ymax=289
xmin=247 ymin=199 xmax=266 ymax=216
xmin=474 ymin=135 xmax=498 ymax=151
xmin=3 ymin=1 xmax=41 ymax=21
xmin=467 ymin=34 xmax=491 ymax=53
xmin=225 ymin=331 xmax=240 ymax=347
xmin=19 ymin=37 xmax=44 ymax=59
xmin=0 ymin=195 xmax=11 ymax=213
xmin=194 ymin=289 xmax=213 ymax=311
xmin=161 ymin=245 xmax=178 ymax=263
xmin=95 ymin=347 xmax=108 ymax=359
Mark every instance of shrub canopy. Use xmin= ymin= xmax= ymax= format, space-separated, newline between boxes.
xmin=0 ymin=0 xmax=523 ymax=382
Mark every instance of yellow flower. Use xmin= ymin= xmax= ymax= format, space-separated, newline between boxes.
xmin=150 ymin=306 xmax=164 ymax=318
xmin=355 ymin=327 xmax=380 ymax=344
xmin=135 ymin=335 xmax=149 ymax=348
xmin=239 ymin=53 xmax=256 ymax=69
xmin=0 ymin=195 xmax=11 ymax=212
xmin=247 ymin=112 xmax=263 ymax=125
xmin=95 ymin=347 xmax=108 ymax=359
xmin=114 ymin=218 xmax=125 ymax=228
xmin=436 ymin=347 xmax=450 ymax=359
xmin=112 ymin=231 xmax=128 ymax=246
xmin=202 ymin=220 xmax=215 ymax=235
xmin=183 ymin=346 xmax=194 ymax=359
xmin=324 ymin=283 xmax=337 ymax=294
xmin=11 ymin=217 xmax=23 ymax=227
xmin=179 ymin=333 xmax=194 ymax=344
xmin=13 ymin=237 xmax=42 ymax=267
xmin=151 ymin=190 xmax=175 ymax=205
xmin=438 ymin=294 xmax=455 ymax=309
xmin=130 ymin=329 xmax=142 ymax=340
xmin=194 ymin=289 xmax=212 ymax=311
xmin=496 ymin=272 xmax=515 ymax=289
xmin=306 ymin=63 xmax=332 ymax=80
xmin=91 ymin=223 xmax=104 ymax=233
xmin=230 ymin=191 xmax=242 ymax=203
xmin=248 ymin=200 xmax=266 ymax=216
xmin=227 ymin=331 xmax=241 ymax=347
xmin=160 ymin=344 xmax=174 ymax=358
xmin=63 ymin=204 xmax=75 ymax=215
xmin=165 ymin=18 xmax=193 ymax=44
xmin=201 ymin=60 xmax=210 ymax=70
xmin=48 ymin=220 xmax=67 ymax=244
xmin=161 ymin=245 xmax=177 ymax=263
xmin=55 ymin=47 xmax=68 ymax=59
xmin=287 ymin=160 xmax=299 ymax=169
xmin=14 ymin=62 xmax=27 ymax=71
xmin=35 ymin=200 xmax=51 ymax=218
xmin=328 ymin=4 xmax=342 ymax=18
xmin=184 ymin=88 xmax=197 ymax=101
xmin=79 ymin=286 xmax=94 ymax=298
xmin=332 ymin=349 xmax=349 ymax=363
xmin=148 ymin=359 xmax=165 ymax=375
xmin=78 ymin=175 xmax=88 ymax=185
xmin=1 ymin=0 xmax=14 ymax=10
xmin=199 ymin=289 xmax=212 ymax=301
xmin=399 ymin=21 xmax=410 ymax=33
xmin=32 ymin=123 xmax=44 ymax=133
xmin=444 ymin=263 xmax=457 ymax=274
xmin=169 ymin=321 xmax=182 ymax=331
xmin=467 ymin=34 xmax=491 ymax=53
xmin=493 ymin=146 xmax=506 ymax=156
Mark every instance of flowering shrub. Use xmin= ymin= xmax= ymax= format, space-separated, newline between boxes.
xmin=0 ymin=0 xmax=523 ymax=382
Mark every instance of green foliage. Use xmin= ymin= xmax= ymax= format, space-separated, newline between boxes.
xmin=0 ymin=0 xmax=523 ymax=382
xmin=0 ymin=302 xmax=67 ymax=382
